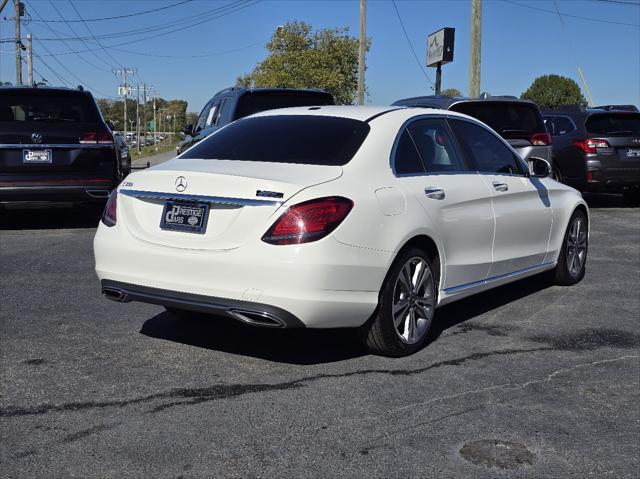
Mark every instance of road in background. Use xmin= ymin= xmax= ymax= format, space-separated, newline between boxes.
xmin=0 ymin=198 xmax=638 ymax=478
xmin=132 ymin=149 xmax=176 ymax=169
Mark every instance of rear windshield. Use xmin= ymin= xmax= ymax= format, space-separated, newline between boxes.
xmin=233 ymin=92 xmax=334 ymax=120
xmin=585 ymin=113 xmax=640 ymax=136
xmin=450 ymin=102 xmax=545 ymax=139
xmin=0 ymin=90 xmax=100 ymax=123
xmin=181 ymin=115 xmax=369 ymax=166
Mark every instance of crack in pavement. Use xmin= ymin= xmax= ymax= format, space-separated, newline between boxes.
xmin=0 ymin=347 xmax=547 ymax=418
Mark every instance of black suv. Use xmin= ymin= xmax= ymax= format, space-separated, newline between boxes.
xmin=543 ymin=107 xmax=640 ymax=201
xmin=391 ymin=95 xmax=553 ymax=171
xmin=177 ymin=87 xmax=335 ymax=154
xmin=0 ymin=86 xmax=126 ymax=205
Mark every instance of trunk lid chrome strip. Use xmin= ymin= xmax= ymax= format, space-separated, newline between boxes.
xmin=119 ymin=189 xmax=282 ymax=207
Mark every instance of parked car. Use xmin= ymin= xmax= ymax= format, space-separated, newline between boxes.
xmin=113 ymin=133 xmax=131 ymax=178
xmin=0 ymin=86 xmax=124 ymax=205
xmin=392 ymin=95 xmax=554 ymax=176
xmin=543 ymin=108 xmax=640 ymax=203
xmin=95 ymin=106 xmax=588 ymax=357
xmin=176 ymin=87 xmax=335 ymax=154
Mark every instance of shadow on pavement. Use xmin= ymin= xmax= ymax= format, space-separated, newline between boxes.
xmin=583 ymin=193 xmax=633 ymax=209
xmin=0 ymin=204 xmax=104 ymax=230
xmin=140 ymin=272 xmax=554 ymax=365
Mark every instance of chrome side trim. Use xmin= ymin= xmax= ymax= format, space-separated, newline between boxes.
xmin=444 ymin=262 xmax=555 ymax=294
xmin=119 ymin=189 xmax=282 ymax=207
xmin=0 ymin=143 xmax=113 ymax=149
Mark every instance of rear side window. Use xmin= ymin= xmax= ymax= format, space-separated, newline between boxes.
xmin=450 ymin=102 xmax=545 ymax=140
xmin=450 ymin=119 xmax=524 ymax=175
xmin=181 ymin=115 xmax=369 ymax=166
xmin=0 ymin=91 xmax=100 ymax=123
xmin=394 ymin=130 xmax=425 ymax=175
xmin=586 ymin=113 xmax=640 ymax=136
xmin=233 ymin=92 xmax=334 ymax=120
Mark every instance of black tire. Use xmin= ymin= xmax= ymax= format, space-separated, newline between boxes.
xmin=358 ymin=247 xmax=437 ymax=357
xmin=622 ymin=188 xmax=640 ymax=206
xmin=553 ymin=209 xmax=588 ymax=286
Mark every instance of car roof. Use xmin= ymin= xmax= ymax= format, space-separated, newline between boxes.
xmin=392 ymin=94 xmax=538 ymax=109
xmin=210 ymin=86 xmax=333 ymax=99
xmin=249 ymin=105 xmax=476 ymax=123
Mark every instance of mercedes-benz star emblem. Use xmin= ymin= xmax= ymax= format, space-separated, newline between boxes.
xmin=175 ymin=176 xmax=187 ymax=192
xmin=31 ymin=133 xmax=43 ymax=144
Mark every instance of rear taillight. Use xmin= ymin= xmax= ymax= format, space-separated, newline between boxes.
xmin=80 ymin=131 xmax=113 ymax=145
xmin=102 ymin=190 xmax=117 ymax=227
xmin=573 ymin=138 xmax=610 ymax=154
xmin=262 ymin=196 xmax=353 ymax=245
xmin=531 ymin=132 xmax=552 ymax=146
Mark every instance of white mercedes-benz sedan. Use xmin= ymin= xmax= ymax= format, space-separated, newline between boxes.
xmin=94 ymin=106 xmax=588 ymax=356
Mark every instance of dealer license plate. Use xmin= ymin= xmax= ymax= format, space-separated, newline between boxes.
xmin=23 ymin=149 xmax=52 ymax=163
xmin=626 ymin=148 xmax=640 ymax=159
xmin=160 ymin=201 xmax=209 ymax=234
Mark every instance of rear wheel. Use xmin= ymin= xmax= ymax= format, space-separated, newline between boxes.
xmin=553 ymin=209 xmax=588 ymax=285
xmin=359 ymin=248 xmax=437 ymax=357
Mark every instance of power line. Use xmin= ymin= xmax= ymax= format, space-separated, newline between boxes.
xmin=27 ymin=0 xmax=194 ymax=23
xmin=391 ymin=0 xmax=434 ymax=88
xmin=592 ymin=0 xmax=640 ymax=6
xmin=503 ymin=0 xmax=640 ymax=27
xmin=20 ymin=0 xmax=260 ymax=43
xmin=67 ymin=0 xmax=122 ymax=68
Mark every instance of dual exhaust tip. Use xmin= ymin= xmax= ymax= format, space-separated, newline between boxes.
xmin=101 ymin=286 xmax=285 ymax=328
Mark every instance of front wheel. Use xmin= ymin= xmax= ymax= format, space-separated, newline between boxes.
xmin=553 ymin=209 xmax=588 ymax=285
xmin=359 ymin=248 xmax=437 ymax=357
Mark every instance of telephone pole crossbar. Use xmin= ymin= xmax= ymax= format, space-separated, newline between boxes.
xmin=113 ymin=67 xmax=136 ymax=139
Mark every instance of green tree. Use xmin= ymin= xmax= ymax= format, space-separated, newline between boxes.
xmin=236 ymin=21 xmax=369 ymax=105
xmin=521 ymin=74 xmax=587 ymax=109
xmin=442 ymin=88 xmax=462 ymax=98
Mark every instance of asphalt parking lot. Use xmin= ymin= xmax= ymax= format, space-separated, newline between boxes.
xmin=0 ymin=195 xmax=638 ymax=478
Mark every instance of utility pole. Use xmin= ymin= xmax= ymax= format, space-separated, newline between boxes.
xmin=26 ymin=33 xmax=32 ymax=86
xmin=14 ymin=0 xmax=23 ymax=85
xmin=136 ymin=83 xmax=141 ymax=154
xmin=113 ymin=67 xmax=136 ymax=139
xmin=143 ymin=83 xmax=147 ymax=147
xmin=152 ymin=89 xmax=157 ymax=151
xmin=469 ymin=0 xmax=482 ymax=98
xmin=357 ymin=0 xmax=366 ymax=105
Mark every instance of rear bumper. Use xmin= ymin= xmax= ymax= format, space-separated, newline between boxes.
xmin=94 ymin=221 xmax=391 ymax=328
xmin=101 ymin=279 xmax=305 ymax=328
xmin=0 ymin=183 xmax=115 ymax=203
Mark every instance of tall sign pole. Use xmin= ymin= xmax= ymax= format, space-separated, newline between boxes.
xmin=357 ymin=0 xmax=366 ymax=105
xmin=26 ymin=33 xmax=32 ymax=86
xmin=469 ymin=0 xmax=482 ymax=97
xmin=427 ymin=28 xmax=455 ymax=95
xmin=14 ymin=0 xmax=22 ymax=85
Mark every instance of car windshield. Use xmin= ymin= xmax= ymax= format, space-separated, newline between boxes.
xmin=450 ymin=102 xmax=545 ymax=139
xmin=0 ymin=90 xmax=100 ymax=123
xmin=585 ymin=113 xmax=640 ymax=136
xmin=180 ymin=115 xmax=370 ymax=166
xmin=233 ymin=91 xmax=334 ymax=120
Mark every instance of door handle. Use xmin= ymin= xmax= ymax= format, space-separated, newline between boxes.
xmin=424 ymin=187 xmax=445 ymax=200
xmin=492 ymin=181 xmax=508 ymax=192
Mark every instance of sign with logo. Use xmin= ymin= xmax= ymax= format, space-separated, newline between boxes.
xmin=427 ymin=27 xmax=455 ymax=67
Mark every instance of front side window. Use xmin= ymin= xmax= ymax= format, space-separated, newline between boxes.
xmin=194 ymin=101 xmax=213 ymax=133
xmin=554 ymin=116 xmax=575 ymax=136
xmin=449 ymin=119 xmax=524 ymax=175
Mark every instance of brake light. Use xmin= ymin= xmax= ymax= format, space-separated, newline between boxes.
xmin=531 ymin=132 xmax=552 ymax=146
xmin=102 ymin=190 xmax=117 ymax=227
xmin=262 ymin=196 xmax=353 ymax=245
xmin=80 ymin=131 xmax=113 ymax=145
xmin=573 ymin=138 xmax=610 ymax=154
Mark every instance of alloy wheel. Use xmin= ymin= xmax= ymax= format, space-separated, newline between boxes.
xmin=392 ymin=257 xmax=435 ymax=344
xmin=566 ymin=216 xmax=587 ymax=277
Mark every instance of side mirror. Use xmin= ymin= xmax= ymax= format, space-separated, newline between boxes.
xmin=182 ymin=124 xmax=193 ymax=136
xmin=528 ymin=157 xmax=551 ymax=178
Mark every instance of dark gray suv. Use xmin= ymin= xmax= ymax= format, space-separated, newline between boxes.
xmin=392 ymin=95 xmax=553 ymax=174
xmin=177 ymin=87 xmax=335 ymax=154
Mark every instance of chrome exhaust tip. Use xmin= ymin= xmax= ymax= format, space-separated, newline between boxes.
xmin=102 ymin=287 xmax=128 ymax=302
xmin=228 ymin=309 xmax=285 ymax=328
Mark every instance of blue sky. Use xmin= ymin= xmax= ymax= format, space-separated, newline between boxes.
xmin=1 ymin=0 xmax=639 ymax=113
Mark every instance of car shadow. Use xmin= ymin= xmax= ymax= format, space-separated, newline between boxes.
xmin=583 ymin=193 xmax=632 ymax=209
xmin=0 ymin=203 xmax=104 ymax=230
xmin=139 ymin=273 xmax=554 ymax=365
